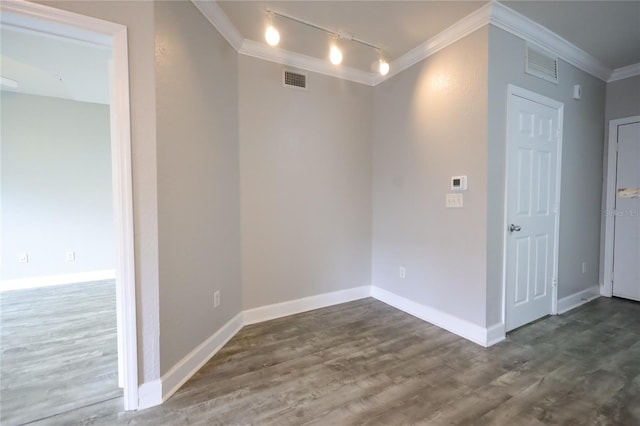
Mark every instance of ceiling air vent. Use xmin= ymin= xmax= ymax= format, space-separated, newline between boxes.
xmin=525 ymin=44 xmax=558 ymax=84
xmin=283 ymin=70 xmax=307 ymax=89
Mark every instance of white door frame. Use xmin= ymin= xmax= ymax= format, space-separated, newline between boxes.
xmin=1 ymin=0 xmax=139 ymax=410
xmin=502 ymin=84 xmax=564 ymax=327
xmin=602 ymin=115 xmax=640 ymax=298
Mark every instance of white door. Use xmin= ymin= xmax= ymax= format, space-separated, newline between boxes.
xmin=505 ymin=87 xmax=563 ymax=332
xmin=612 ymin=120 xmax=640 ymax=300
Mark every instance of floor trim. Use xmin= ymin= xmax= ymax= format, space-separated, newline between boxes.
xmin=137 ymin=379 xmax=162 ymax=411
xmin=141 ymin=284 xmax=505 ymax=410
xmin=557 ymin=285 xmax=600 ymax=314
xmin=243 ymin=285 xmax=371 ymax=325
xmin=159 ymin=312 xmax=244 ymax=405
xmin=371 ymin=286 xmax=498 ymax=347
xmin=486 ymin=323 xmax=506 ymax=346
xmin=0 ymin=270 xmax=116 ymax=292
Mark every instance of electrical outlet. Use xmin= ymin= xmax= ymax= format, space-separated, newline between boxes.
xmin=18 ymin=253 xmax=29 ymax=263
xmin=214 ymin=290 xmax=221 ymax=308
xmin=399 ymin=266 xmax=406 ymax=279
xmin=66 ymin=251 xmax=76 ymax=262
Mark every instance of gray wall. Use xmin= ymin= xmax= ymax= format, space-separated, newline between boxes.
xmin=1 ymin=92 xmax=114 ymax=280
xmin=372 ymin=28 xmax=490 ymax=327
xmin=605 ymin=76 xmax=640 ymax=122
xmin=155 ymin=0 xmax=242 ymax=374
xmin=486 ymin=26 xmax=606 ymax=326
xmin=600 ymin=75 xmax=640 ymax=285
xmin=238 ymin=56 xmax=373 ymax=310
xmin=36 ymin=0 xmax=160 ymax=384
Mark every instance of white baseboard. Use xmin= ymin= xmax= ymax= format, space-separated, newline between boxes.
xmin=137 ymin=379 xmax=162 ymax=410
xmin=0 ymin=269 xmax=116 ymax=292
xmin=136 ymin=286 xmax=370 ymax=410
xmin=557 ymin=285 xmax=600 ymax=314
xmin=371 ymin=286 xmax=501 ymax=347
xmin=486 ymin=322 xmax=506 ymax=346
xmin=139 ymin=284 xmax=509 ymax=411
xmin=159 ymin=312 xmax=244 ymax=404
xmin=243 ymin=285 xmax=371 ymax=325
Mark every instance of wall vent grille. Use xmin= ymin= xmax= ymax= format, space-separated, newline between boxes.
xmin=283 ymin=70 xmax=307 ymax=89
xmin=526 ymin=44 xmax=558 ymax=84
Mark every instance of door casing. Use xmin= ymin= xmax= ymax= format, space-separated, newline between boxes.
xmin=502 ymin=84 xmax=563 ymax=330
xmin=0 ymin=0 xmax=139 ymax=410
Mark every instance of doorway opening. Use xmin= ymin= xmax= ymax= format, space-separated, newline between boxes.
xmin=0 ymin=0 xmax=138 ymax=419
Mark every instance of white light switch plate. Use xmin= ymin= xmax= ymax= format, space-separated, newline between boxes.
xmin=446 ymin=193 xmax=463 ymax=208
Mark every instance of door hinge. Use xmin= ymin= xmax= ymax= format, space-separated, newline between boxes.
xmin=552 ymin=278 xmax=557 ymax=287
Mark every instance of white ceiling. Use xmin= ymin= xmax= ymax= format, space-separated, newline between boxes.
xmin=0 ymin=26 xmax=111 ymax=105
xmin=218 ymin=0 xmax=640 ymax=73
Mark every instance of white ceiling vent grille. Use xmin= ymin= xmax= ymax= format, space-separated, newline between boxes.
xmin=283 ymin=70 xmax=307 ymax=89
xmin=526 ymin=44 xmax=558 ymax=84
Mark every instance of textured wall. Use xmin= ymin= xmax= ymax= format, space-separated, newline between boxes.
xmin=155 ymin=0 xmax=242 ymax=374
xmin=238 ymin=56 xmax=373 ymax=310
xmin=372 ymin=27 xmax=490 ymax=327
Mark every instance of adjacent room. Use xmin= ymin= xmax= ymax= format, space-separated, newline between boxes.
xmin=0 ymin=23 xmax=122 ymax=425
xmin=0 ymin=0 xmax=638 ymax=424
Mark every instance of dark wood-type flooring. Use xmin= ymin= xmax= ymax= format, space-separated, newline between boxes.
xmin=0 ymin=280 xmax=121 ymax=425
xmin=6 ymin=291 xmax=640 ymax=425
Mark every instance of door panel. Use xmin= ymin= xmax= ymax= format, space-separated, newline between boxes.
xmin=613 ymin=121 xmax=640 ymax=301
xmin=506 ymin=92 xmax=561 ymax=332
xmin=534 ymin=235 xmax=549 ymax=299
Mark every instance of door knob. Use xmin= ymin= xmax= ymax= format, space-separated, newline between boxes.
xmin=509 ymin=224 xmax=522 ymax=232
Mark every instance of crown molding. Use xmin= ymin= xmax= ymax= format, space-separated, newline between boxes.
xmin=194 ymin=0 xmax=615 ymax=86
xmin=382 ymin=2 xmax=493 ymax=82
xmin=191 ymin=0 xmax=243 ymax=51
xmin=489 ymin=1 xmax=611 ymax=81
xmin=608 ymin=63 xmax=640 ymax=82
xmin=240 ymin=39 xmax=377 ymax=86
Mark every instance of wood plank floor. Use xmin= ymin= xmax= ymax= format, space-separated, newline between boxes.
xmin=13 ymin=295 xmax=640 ymax=425
xmin=0 ymin=280 xmax=121 ymax=425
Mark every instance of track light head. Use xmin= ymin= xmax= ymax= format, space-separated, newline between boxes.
xmin=379 ymin=58 xmax=389 ymax=76
xmin=265 ymin=25 xmax=280 ymax=46
xmin=329 ymin=42 xmax=342 ymax=65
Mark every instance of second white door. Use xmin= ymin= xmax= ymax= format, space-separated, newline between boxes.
xmin=612 ymin=120 xmax=640 ymax=301
xmin=505 ymin=87 xmax=563 ymax=332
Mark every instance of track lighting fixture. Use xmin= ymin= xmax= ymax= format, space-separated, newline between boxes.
xmin=265 ymin=26 xmax=280 ymax=46
xmin=330 ymin=36 xmax=343 ymax=65
xmin=378 ymin=52 xmax=389 ymax=76
xmin=265 ymin=12 xmax=280 ymax=46
xmin=264 ymin=9 xmax=389 ymax=75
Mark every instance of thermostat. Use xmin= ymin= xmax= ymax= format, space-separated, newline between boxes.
xmin=451 ymin=175 xmax=467 ymax=191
